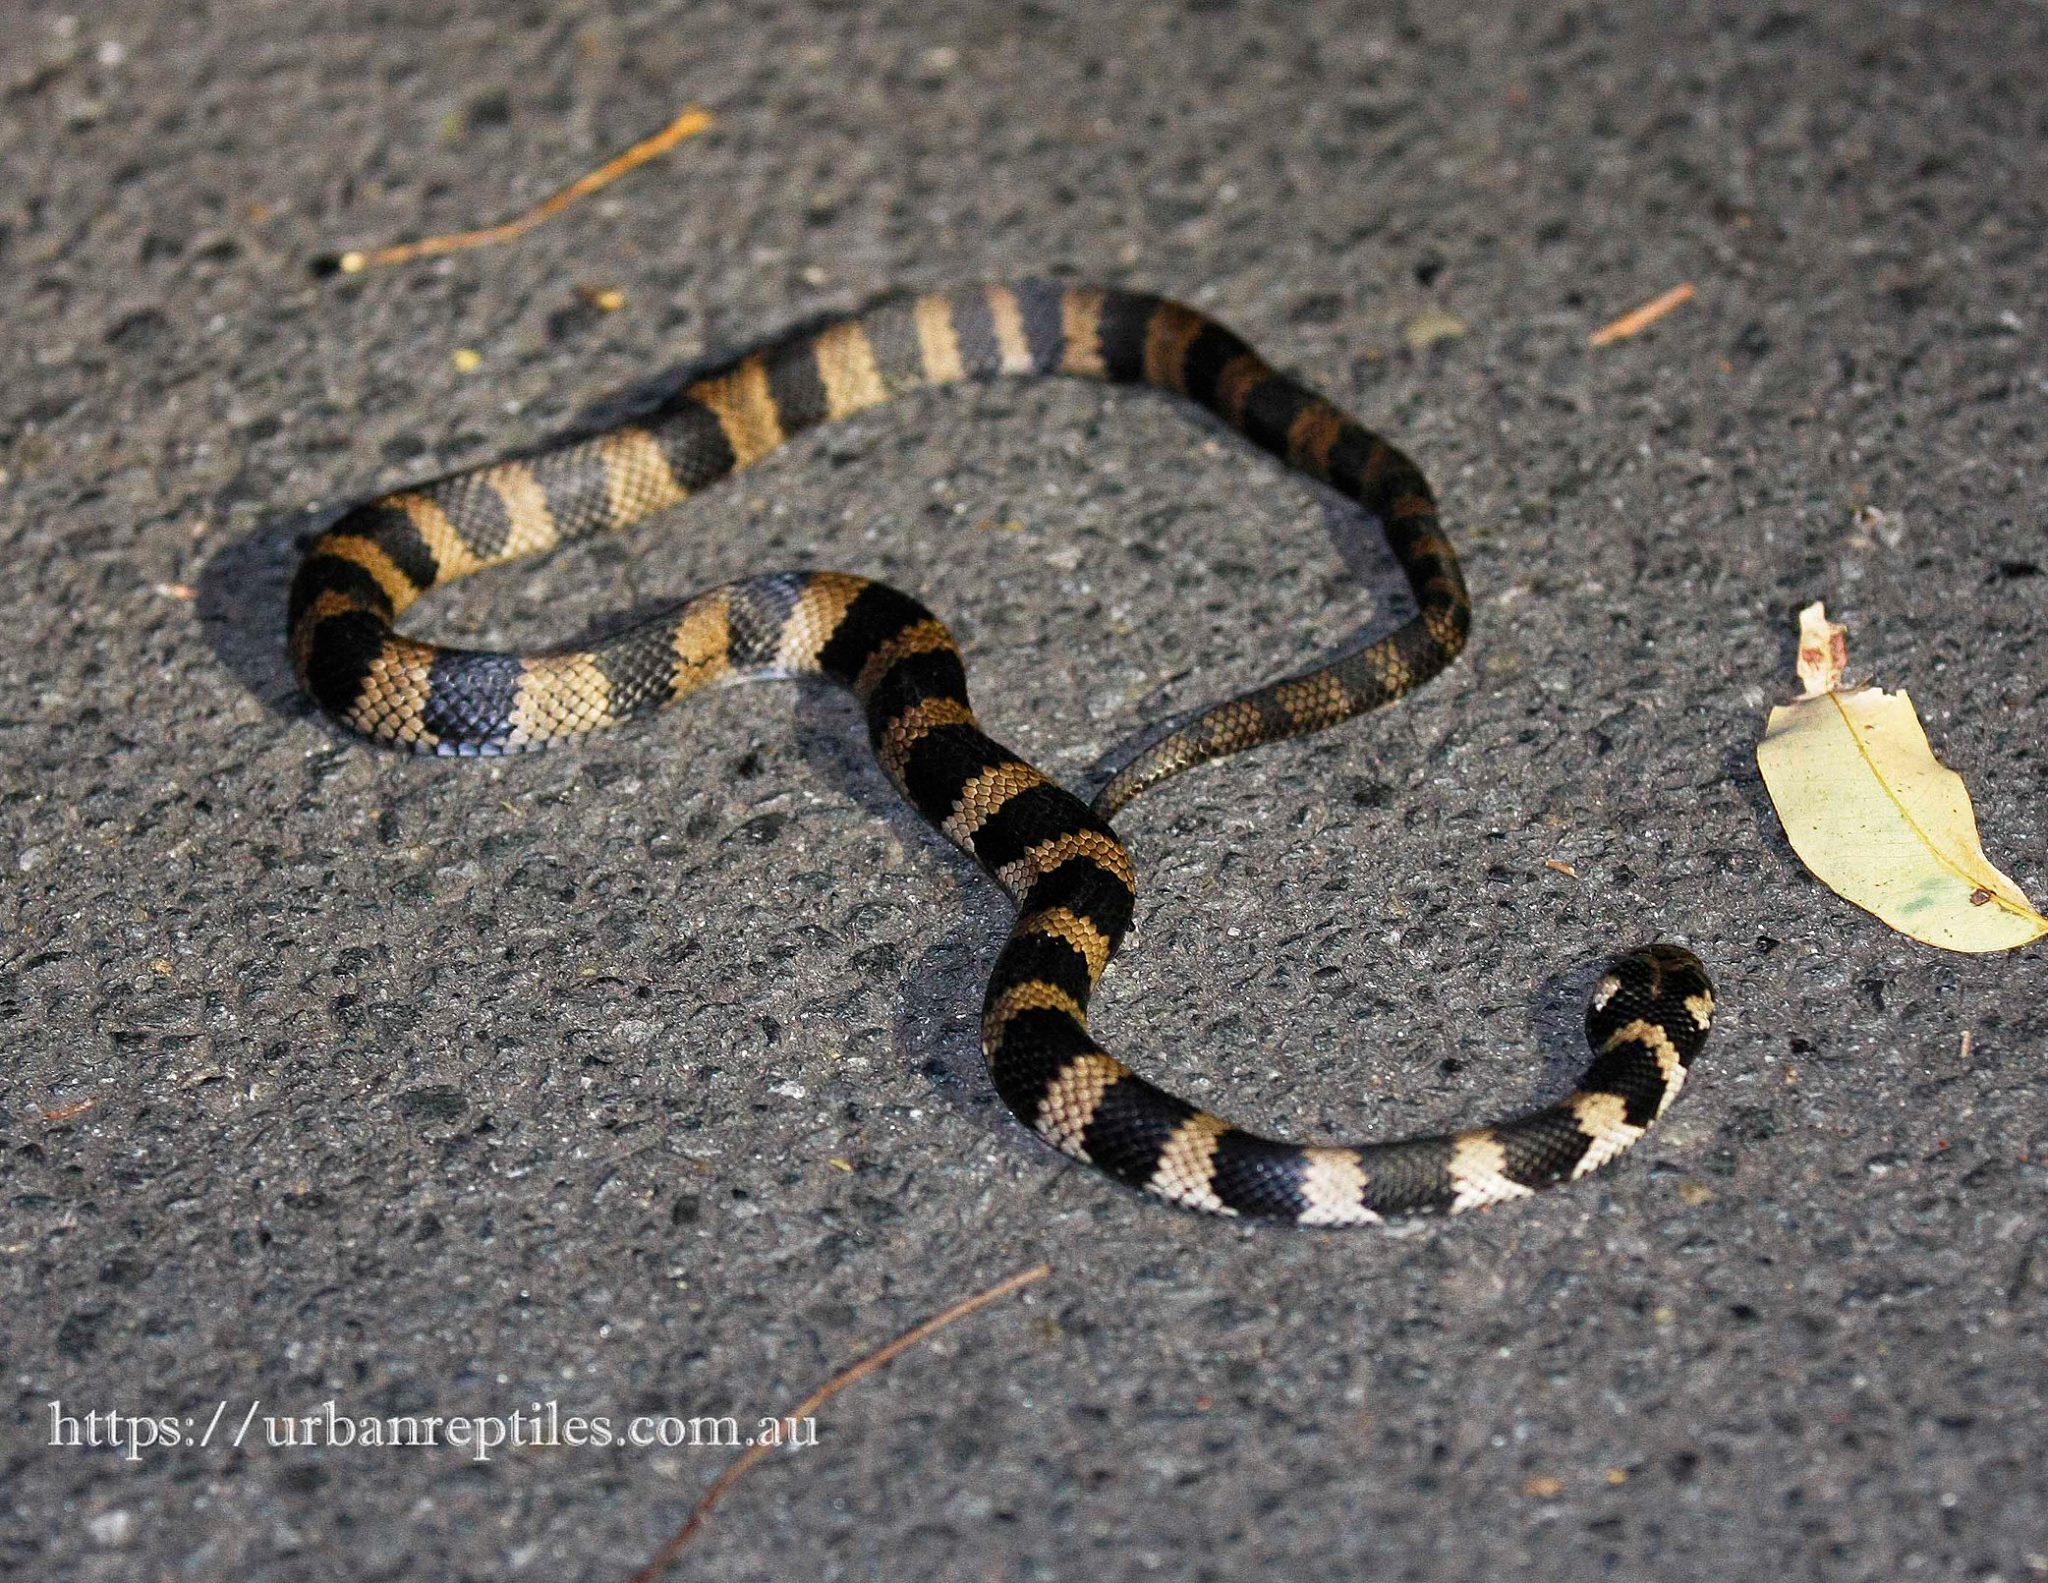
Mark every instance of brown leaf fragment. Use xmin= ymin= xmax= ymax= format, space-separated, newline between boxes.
xmin=1794 ymin=601 xmax=1847 ymax=697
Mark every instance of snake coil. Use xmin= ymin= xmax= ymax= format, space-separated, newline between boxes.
xmin=290 ymin=282 xmax=1713 ymax=1224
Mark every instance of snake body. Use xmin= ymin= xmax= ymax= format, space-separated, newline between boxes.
xmin=289 ymin=281 xmax=1713 ymax=1224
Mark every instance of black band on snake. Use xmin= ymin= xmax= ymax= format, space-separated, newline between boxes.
xmin=288 ymin=282 xmax=1714 ymax=1225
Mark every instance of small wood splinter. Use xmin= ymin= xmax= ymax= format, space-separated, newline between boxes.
xmin=311 ymin=106 xmax=714 ymax=277
xmin=626 ymin=1263 xmax=1052 ymax=1581
xmin=1589 ymin=282 xmax=1697 ymax=346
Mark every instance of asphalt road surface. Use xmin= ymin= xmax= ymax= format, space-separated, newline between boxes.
xmin=3 ymin=1 xmax=2044 ymax=1578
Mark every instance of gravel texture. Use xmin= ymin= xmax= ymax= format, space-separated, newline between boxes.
xmin=3 ymin=1 xmax=2045 ymax=1578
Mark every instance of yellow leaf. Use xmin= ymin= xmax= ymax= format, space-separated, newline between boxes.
xmin=1757 ymin=604 xmax=2047 ymax=953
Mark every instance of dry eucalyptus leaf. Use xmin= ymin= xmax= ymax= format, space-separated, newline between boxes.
xmin=1756 ymin=602 xmax=2046 ymax=953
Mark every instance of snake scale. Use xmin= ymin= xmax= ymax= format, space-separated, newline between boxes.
xmin=289 ymin=281 xmax=1714 ymax=1225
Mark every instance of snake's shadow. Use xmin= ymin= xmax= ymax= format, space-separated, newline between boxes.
xmin=786 ymin=686 xmax=1021 ymax=1146
xmin=196 ymin=499 xmax=331 ymax=730
xmin=1523 ymin=956 xmax=1614 ymax=1105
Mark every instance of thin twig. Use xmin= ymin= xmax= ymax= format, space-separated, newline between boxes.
xmin=313 ymin=106 xmax=714 ymax=276
xmin=626 ymin=1262 xmax=1052 ymax=1583
xmin=1588 ymin=282 xmax=1696 ymax=346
